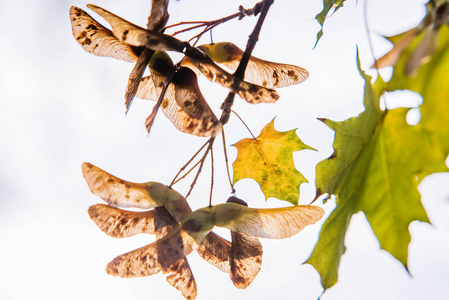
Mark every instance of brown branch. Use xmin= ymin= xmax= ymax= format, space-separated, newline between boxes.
xmin=166 ymin=0 xmax=273 ymax=202
xmin=219 ymin=0 xmax=274 ymax=126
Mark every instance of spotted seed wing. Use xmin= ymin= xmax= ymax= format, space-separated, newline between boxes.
xmin=82 ymin=162 xmax=168 ymax=208
xmin=106 ymin=226 xmax=196 ymax=277
xmin=230 ymin=231 xmax=263 ymax=289
xmin=88 ymin=204 xmax=156 ymax=237
xmin=87 ymin=4 xmax=185 ymax=52
xmin=154 ymin=207 xmax=197 ymax=300
xmin=184 ymin=47 xmax=279 ymax=104
xmin=70 ymin=6 xmax=139 ymax=62
xmin=215 ymin=204 xmax=325 ymax=239
xmin=164 ymin=259 xmax=197 ymax=300
xmin=142 ymin=66 xmax=221 ymax=137
xmin=170 ymin=67 xmax=221 ymax=136
xmin=226 ymin=196 xmax=262 ymax=288
xmin=199 ymin=42 xmax=309 ymax=88
xmin=196 ymin=233 xmax=232 ymax=273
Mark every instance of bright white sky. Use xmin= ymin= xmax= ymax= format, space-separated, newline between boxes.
xmin=1 ymin=0 xmax=448 ymax=299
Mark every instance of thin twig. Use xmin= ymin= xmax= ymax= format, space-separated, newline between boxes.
xmin=169 ymin=138 xmax=210 ymax=187
xmin=171 ymin=160 xmax=202 ymax=186
xmin=186 ymin=137 xmax=215 ymax=199
xmin=166 ymin=1 xmax=263 ymax=44
xmin=221 ymin=128 xmax=235 ymax=193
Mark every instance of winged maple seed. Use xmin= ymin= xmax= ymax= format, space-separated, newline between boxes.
xmin=141 ymin=51 xmax=222 ymax=137
xmin=125 ymin=0 xmax=170 ymax=113
xmin=196 ymin=42 xmax=309 ymax=88
xmin=86 ymin=4 xmax=186 ymax=52
xmin=183 ymin=46 xmax=280 ymax=104
xmin=70 ymin=5 xmax=280 ymax=107
xmin=226 ymin=196 xmax=263 ymax=289
xmin=106 ymin=201 xmax=325 ymax=287
xmin=82 ymin=163 xmax=230 ymax=299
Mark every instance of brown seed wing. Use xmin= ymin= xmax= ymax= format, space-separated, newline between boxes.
xmin=154 ymin=207 xmax=197 ymax=300
xmin=224 ymin=58 xmax=309 ymax=88
xmin=188 ymin=54 xmax=279 ymax=104
xmin=164 ymin=258 xmax=197 ymax=300
xmin=146 ymin=71 xmax=187 ymax=134
xmin=87 ymin=4 xmax=185 ymax=52
xmin=125 ymin=49 xmax=154 ymax=112
xmin=106 ymin=226 xmax=196 ymax=277
xmin=146 ymin=68 xmax=221 ymax=137
xmin=88 ymin=204 xmax=156 ymax=237
xmin=70 ymin=6 xmax=138 ymax=62
xmin=197 ymin=232 xmax=232 ymax=273
xmin=136 ymin=76 xmax=158 ymax=101
xmin=230 ymin=231 xmax=263 ymax=289
xmin=172 ymin=67 xmax=221 ymax=137
xmin=82 ymin=162 xmax=163 ymax=209
xmin=229 ymin=205 xmax=325 ymax=239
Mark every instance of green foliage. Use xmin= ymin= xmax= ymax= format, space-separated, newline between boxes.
xmin=387 ymin=26 xmax=449 ymax=157
xmin=232 ymin=119 xmax=313 ymax=205
xmin=314 ymin=0 xmax=346 ymax=47
xmin=307 ymin=48 xmax=449 ymax=289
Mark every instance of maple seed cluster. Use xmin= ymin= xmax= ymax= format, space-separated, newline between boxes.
xmin=71 ymin=1 xmax=319 ymax=299
xmin=83 ymin=163 xmax=324 ymax=299
xmin=70 ymin=4 xmax=308 ymax=136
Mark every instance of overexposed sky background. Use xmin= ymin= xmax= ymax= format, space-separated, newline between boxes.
xmin=1 ymin=0 xmax=448 ymax=299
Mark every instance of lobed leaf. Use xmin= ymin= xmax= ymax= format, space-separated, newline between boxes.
xmin=387 ymin=25 xmax=449 ymax=156
xmin=307 ymin=54 xmax=448 ymax=291
xmin=232 ymin=119 xmax=313 ymax=204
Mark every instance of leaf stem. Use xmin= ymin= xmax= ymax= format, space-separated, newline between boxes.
xmin=231 ymin=110 xmax=257 ymax=139
xmin=209 ymin=146 xmax=215 ymax=206
xmin=221 ymin=128 xmax=235 ymax=193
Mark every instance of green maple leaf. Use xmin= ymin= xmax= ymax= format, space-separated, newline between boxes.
xmin=314 ymin=0 xmax=346 ymax=47
xmin=306 ymin=56 xmax=448 ymax=290
xmin=387 ymin=24 xmax=449 ymax=157
xmin=232 ymin=119 xmax=313 ymax=205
